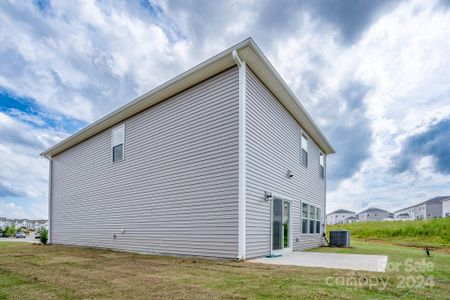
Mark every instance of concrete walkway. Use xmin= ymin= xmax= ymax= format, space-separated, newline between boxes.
xmin=249 ymin=252 xmax=388 ymax=272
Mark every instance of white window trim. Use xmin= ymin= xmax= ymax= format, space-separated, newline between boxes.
xmin=319 ymin=152 xmax=325 ymax=179
xmin=111 ymin=124 xmax=125 ymax=163
xmin=301 ymin=201 xmax=323 ymax=235
xmin=301 ymin=202 xmax=309 ymax=234
xmin=269 ymin=192 xmax=293 ymax=256
xmin=300 ymin=132 xmax=308 ymax=167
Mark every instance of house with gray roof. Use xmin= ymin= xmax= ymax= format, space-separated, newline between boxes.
xmin=41 ymin=38 xmax=335 ymax=260
xmin=326 ymin=209 xmax=356 ymax=225
xmin=443 ymin=198 xmax=450 ymax=218
xmin=394 ymin=196 xmax=449 ymax=220
xmin=344 ymin=216 xmax=359 ymax=224
xmin=357 ymin=208 xmax=391 ymax=222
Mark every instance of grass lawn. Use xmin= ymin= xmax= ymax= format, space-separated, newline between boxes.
xmin=0 ymin=241 xmax=449 ymax=299
xmin=328 ymin=218 xmax=450 ymax=247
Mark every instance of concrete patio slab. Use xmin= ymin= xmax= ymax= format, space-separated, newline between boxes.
xmin=248 ymin=252 xmax=388 ymax=272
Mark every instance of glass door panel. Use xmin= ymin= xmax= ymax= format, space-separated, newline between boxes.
xmin=283 ymin=201 xmax=290 ymax=248
xmin=272 ymin=198 xmax=290 ymax=252
xmin=272 ymin=198 xmax=283 ymax=251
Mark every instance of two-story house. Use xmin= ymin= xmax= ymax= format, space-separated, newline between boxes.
xmin=357 ymin=208 xmax=391 ymax=222
xmin=41 ymin=38 xmax=335 ymax=259
xmin=326 ymin=209 xmax=356 ymax=225
xmin=395 ymin=196 xmax=449 ymax=220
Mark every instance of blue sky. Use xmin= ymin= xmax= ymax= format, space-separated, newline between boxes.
xmin=1 ymin=0 xmax=450 ymax=218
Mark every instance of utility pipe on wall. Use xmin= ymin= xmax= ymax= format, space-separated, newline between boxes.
xmin=232 ymin=49 xmax=247 ymax=260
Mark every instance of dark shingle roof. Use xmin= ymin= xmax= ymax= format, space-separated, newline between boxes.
xmin=357 ymin=207 xmax=390 ymax=214
xmin=345 ymin=216 xmax=358 ymax=220
xmin=328 ymin=209 xmax=355 ymax=215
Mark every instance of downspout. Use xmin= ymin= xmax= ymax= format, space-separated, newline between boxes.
xmin=233 ymin=49 xmax=246 ymax=261
xmin=44 ymin=155 xmax=53 ymax=244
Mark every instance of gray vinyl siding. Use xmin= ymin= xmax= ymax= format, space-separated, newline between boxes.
xmin=51 ymin=67 xmax=239 ymax=258
xmin=425 ymin=202 xmax=443 ymax=219
xmin=245 ymin=68 xmax=326 ymax=258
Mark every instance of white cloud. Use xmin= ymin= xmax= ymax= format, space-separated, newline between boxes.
xmin=0 ymin=1 xmax=191 ymax=123
xmin=0 ymin=112 xmax=65 ymax=214
xmin=1 ymin=0 xmax=450 ymax=217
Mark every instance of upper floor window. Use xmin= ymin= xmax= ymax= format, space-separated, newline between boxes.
xmin=112 ymin=125 xmax=125 ymax=162
xmin=301 ymin=133 xmax=308 ymax=167
xmin=319 ymin=152 xmax=325 ymax=179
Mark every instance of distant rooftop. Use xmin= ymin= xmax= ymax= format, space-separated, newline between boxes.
xmin=357 ymin=207 xmax=390 ymax=214
xmin=328 ymin=209 xmax=355 ymax=215
xmin=394 ymin=196 xmax=450 ymax=213
xmin=0 ymin=218 xmax=48 ymax=223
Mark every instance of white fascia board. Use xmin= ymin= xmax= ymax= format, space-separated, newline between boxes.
xmin=42 ymin=38 xmax=335 ymax=158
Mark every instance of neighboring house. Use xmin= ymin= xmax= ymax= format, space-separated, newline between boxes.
xmin=395 ymin=213 xmax=414 ymax=221
xmin=33 ymin=220 xmax=48 ymax=231
xmin=14 ymin=219 xmax=30 ymax=229
xmin=383 ymin=213 xmax=395 ymax=221
xmin=41 ymin=38 xmax=335 ymax=260
xmin=326 ymin=209 xmax=356 ymax=225
xmin=394 ymin=196 xmax=449 ymax=220
xmin=344 ymin=216 xmax=358 ymax=224
xmin=357 ymin=208 xmax=391 ymax=222
xmin=1 ymin=219 xmax=14 ymax=228
xmin=0 ymin=218 xmax=48 ymax=230
xmin=0 ymin=217 xmax=7 ymax=229
xmin=443 ymin=198 xmax=450 ymax=218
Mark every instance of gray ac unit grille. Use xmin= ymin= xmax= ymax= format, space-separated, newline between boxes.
xmin=330 ymin=230 xmax=350 ymax=247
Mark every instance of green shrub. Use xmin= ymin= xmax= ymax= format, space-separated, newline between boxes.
xmin=3 ymin=226 xmax=17 ymax=237
xmin=40 ymin=229 xmax=48 ymax=245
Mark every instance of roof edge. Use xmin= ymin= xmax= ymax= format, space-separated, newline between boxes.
xmin=394 ymin=196 xmax=450 ymax=213
xmin=42 ymin=37 xmax=335 ymax=158
xmin=328 ymin=209 xmax=356 ymax=215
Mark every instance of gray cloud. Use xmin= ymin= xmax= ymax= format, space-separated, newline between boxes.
xmin=1 ymin=0 xmax=449 ymax=217
xmin=391 ymin=117 xmax=450 ymax=174
xmin=304 ymin=0 xmax=400 ymax=44
xmin=158 ymin=0 xmax=399 ymax=48
xmin=323 ymin=82 xmax=373 ymax=184
xmin=0 ymin=118 xmax=46 ymax=150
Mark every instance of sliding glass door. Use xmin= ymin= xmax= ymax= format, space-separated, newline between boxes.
xmin=272 ymin=197 xmax=291 ymax=252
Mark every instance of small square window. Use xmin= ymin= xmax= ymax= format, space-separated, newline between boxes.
xmin=302 ymin=218 xmax=308 ymax=234
xmin=309 ymin=205 xmax=315 ymax=220
xmin=301 ymin=133 xmax=308 ymax=167
xmin=302 ymin=203 xmax=308 ymax=218
xmin=319 ymin=152 xmax=325 ymax=179
xmin=112 ymin=125 xmax=125 ymax=162
xmin=309 ymin=220 xmax=315 ymax=234
xmin=113 ymin=144 xmax=123 ymax=162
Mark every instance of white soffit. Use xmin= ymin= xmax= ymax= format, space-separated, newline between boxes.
xmin=42 ymin=38 xmax=335 ymax=158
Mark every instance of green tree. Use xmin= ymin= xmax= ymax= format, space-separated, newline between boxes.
xmin=40 ymin=229 xmax=48 ymax=245
xmin=4 ymin=226 xmax=17 ymax=237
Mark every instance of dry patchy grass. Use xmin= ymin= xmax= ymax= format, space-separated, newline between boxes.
xmin=0 ymin=241 xmax=449 ymax=299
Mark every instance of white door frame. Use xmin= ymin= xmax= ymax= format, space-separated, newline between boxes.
xmin=269 ymin=192 xmax=293 ymax=256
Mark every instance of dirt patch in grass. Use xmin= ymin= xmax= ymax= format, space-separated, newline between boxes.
xmin=355 ymin=238 xmax=450 ymax=252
